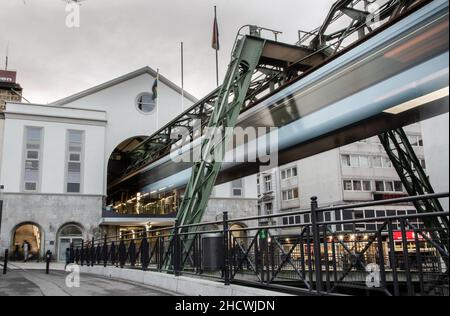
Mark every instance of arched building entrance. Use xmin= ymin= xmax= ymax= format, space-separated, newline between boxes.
xmin=57 ymin=224 xmax=83 ymax=262
xmin=12 ymin=223 xmax=43 ymax=261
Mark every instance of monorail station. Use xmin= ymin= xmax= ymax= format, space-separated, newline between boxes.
xmin=0 ymin=0 xmax=449 ymax=298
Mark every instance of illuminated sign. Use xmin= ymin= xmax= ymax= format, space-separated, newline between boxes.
xmin=0 ymin=70 xmax=17 ymax=83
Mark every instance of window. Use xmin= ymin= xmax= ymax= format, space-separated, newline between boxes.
xmin=375 ymin=181 xmax=385 ymax=192
xmin=359 ymin=156 xmax=370 ymax=168
xmin=135 ymin=92 xmax=156 ymax=114
xmin=353 ymin=180 xmax=362 ymax=191
xmin=363 ymin=180 xmax=372 ymax=191
xmin=383 ymin=157 xmax=392 ymax=168
xmin=265 ymin=203 xmax=273 ymax=215
xmin=283 ymin=217 xmax=288 ymax=225
xmin=385 ymin=181 xmax=394 ymax=192
xmin=409 ymin=135 xmax=424 ymax=147
xmin=372 ymin=156 xmax=383 ymax=168
xmin=394 ymin=181 xmax=404 ymax=192
xmin=344 ymin=180 xmax=371 ymax=191
xmin=281 ymin=167 xmax=297 ymax=180
xmin=23 ymin=127 xmax=42 ymax=192
xmin=420 ymin=159 xmax=427 ymax=169
xmin=350 ymin=155 xmax=360 ymax=167
xmin=264 ymin=175 xmax=272 ymax=193
xmin=232 ymin=179 xmax=243 ymax=197
xmin=282 ymin=188 xmax=299 ymax=201
xmin=344 ymin=180 xmax=353 ymax=191
xmin=341 ymin=155 xmax=351 ymax=167
xmin=66 ymin=130 xmax=83 ymax=193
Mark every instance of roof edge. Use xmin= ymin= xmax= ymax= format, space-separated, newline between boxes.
xmin=50 ymin=66 xmax=198 ymax=106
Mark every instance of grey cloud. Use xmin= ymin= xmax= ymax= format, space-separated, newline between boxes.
xmin=1 ymin=0 xmax=334 ymax=104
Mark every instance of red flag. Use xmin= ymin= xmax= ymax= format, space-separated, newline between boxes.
xmin=212 ymin=13 xmax=220 ymax=50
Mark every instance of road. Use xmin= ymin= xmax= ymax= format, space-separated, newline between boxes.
xmin=0 ymin=264 xmax=174 ymax=296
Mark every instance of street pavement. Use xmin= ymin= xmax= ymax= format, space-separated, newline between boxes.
xmin=0 ymin=263 xmax=175 ymax=296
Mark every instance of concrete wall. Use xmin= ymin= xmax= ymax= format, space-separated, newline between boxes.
xmin=79 ymin=266 xmax=290 ymax=297
xmin=0 ymin=193 xmax=102 ymax=258
xmin=421 ymin=113 xmax=449 ymax=211
xmin=205 ymin=197 xmax=259 ymax=230
xmin=214 ymin=175 xmax=258 ymax=199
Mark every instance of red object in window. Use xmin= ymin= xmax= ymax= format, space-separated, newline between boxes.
xmin=393 ymin=231 xmax=425 ymax=241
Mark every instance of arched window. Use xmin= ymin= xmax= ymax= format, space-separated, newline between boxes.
xmin=60 ymin=225 xmax=82 ymax=237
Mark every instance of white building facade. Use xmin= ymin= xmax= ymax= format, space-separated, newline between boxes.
xmin=0 ymin=67 xmax=259 ymax=260
xmin=257 ymin=124 xmax=431 ymax=235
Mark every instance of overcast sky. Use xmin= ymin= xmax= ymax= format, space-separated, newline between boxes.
xmin=1 ymin=0 xmax=335 ymax=104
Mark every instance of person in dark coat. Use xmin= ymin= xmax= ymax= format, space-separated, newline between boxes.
xmin=65 ymin=248 xmax=71 ymax=270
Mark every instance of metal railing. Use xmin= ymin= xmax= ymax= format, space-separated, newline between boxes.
xmin=72 ymin=193 xmax=449 ymax=296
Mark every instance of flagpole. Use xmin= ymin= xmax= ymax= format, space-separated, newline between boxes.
xmin=156 ymin=68 xmax=159 ymax=130
xmin=181 ymin=41 xmax=185 ymax=112
xmin=214 ymin=6 xmax=219 ymax=87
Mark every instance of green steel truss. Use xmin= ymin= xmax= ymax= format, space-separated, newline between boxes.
xmin=379 ymin=130 xmax=449 ymax=249
xmin=176 ymin=36 xmax=266 ymax=235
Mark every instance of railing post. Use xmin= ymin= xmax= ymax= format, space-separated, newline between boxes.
xmin=91 ymin=237 xmax=95 ymax=267
xmin=222 ymin=211 xmax=230 ymax=286
xmin=310 ymin=196 xmax=323 ymax=294
xmin=3 ymin=249 xmax=8 ymax=275
xmin=103 ymin=235 xmax=108 ymax=268
xmin=173 ymin=220 xmax=181 ymax=276
xmin=80 ymin=240 xmax=84 ymax=267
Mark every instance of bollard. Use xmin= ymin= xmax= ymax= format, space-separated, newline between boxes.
xmin=45 ymin=250 xmax=52 ymax=274
xmin=3 ymin=249 xmax=8 ymax=275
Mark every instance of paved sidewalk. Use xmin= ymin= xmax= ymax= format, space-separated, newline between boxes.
xmin=0 ymin=263 xmax=175 ymax=296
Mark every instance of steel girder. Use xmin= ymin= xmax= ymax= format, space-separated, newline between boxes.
xmin=379 ymin=130 xmax=449 ymax=252
xmin=302 ymin=0 xmax=422 ymax=54
xmin=175 ymin=36 xmax=267 ymax=254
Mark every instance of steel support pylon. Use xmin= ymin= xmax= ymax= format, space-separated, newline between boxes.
xmin=163 ymin=36 xmax=267 ymax=268
xmin=379 ymin=128 xmax=449 ymax=253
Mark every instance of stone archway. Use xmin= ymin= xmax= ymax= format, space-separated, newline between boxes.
xmin=11 ymin=222 xmax=44 ymax=261
xmin=56 ymin=223 xmax=84 ymax=262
